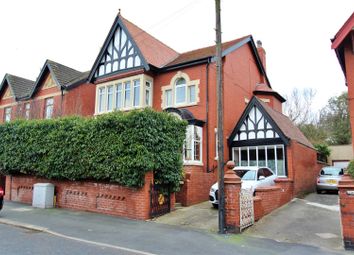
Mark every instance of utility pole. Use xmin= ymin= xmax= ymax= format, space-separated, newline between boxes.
xmin=215 ymin=0 xmax=225 ymax=234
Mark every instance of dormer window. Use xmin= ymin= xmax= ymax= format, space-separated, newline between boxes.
xmin=161 ymin=72 xmax=200 ymax=109
xmin=95 ymin=74 xmax=153 ymax=115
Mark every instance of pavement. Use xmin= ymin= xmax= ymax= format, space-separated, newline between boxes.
xmin=0 ymin=199 xmax=350 ymax=255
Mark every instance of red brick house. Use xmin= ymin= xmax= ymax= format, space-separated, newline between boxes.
xmin=332 ymin=12 xmax=354 ymax=152
xmin=88 ymin=13 xmax=320 ymax=206
xmin=0 ymin=59 xmax=95 ymax=123
xmin=0 ymin=12 xmax=321 ymax=209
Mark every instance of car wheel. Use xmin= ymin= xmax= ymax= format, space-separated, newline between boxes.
xmin=316 ymin=189 xmax=322 ymax=194
xmin=212 ymin=203 xmax=218 ymax=209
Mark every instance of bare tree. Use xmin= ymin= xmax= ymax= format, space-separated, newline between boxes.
xmin=284 ymin=88 xmax=316 ymax=125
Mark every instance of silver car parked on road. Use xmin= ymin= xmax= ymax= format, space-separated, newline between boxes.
xmin=316 ymin=166 xmax=344 ymax=193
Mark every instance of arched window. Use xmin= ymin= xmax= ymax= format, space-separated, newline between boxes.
xmin=175 ymin=78 xmax=186 ymax=104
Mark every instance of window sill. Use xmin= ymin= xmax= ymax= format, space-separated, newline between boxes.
xmin=94 ymin=106 xmax=149 ymax=115
xmin=163 ymin=102 xmax=198 ymax=109
xmin=183 ymin=161 xmax=203 ymax=166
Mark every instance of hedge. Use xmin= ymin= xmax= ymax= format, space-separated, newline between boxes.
xmin=0 ymin=109 xmax=187 ymax=191
xmin=347 ymin=160 xmax=354 ymax=178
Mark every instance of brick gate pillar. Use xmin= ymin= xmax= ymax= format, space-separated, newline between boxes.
xmin=224 ymin=161 xmax=241 ymax=233
xmin=338 ymin=173 xmax=354 ymax=250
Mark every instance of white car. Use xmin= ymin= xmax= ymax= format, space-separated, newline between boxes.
xmin=209 ymin=166 xmax=277 ymax=208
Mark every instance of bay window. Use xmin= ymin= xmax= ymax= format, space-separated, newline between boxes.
xmin=96 ymin=74 xmax=153 ymax=114
xmin=232 ymin=145 xmax=286 ymax=176
xmin=183 ymin=125 xmax=202 ymax=164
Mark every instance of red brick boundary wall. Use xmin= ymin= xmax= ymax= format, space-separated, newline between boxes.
xmin=253 ymin=178 xmax=293 ymax=221
xmin=338 ymin=173 xmax=354 ymax=250
xmin=4 ymin=172 xmax=169 ymax=220
xmin=176 ymin=165 xmax=216 ymax=206
xmin=223 ymin=161 xmax=295 ymax=231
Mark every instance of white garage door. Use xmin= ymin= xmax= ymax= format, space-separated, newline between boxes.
xmin=333 ymin=161 xmax=349 ymax=169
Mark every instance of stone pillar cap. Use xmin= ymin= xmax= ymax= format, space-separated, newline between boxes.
xmin=224 ymin=161 xmax=241 ymax=184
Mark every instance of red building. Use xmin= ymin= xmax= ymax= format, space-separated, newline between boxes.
xmin=87 ymin=14 xmax=320 ymax=205
xmin=0 ymin=60 xmax=95 ymax=122
xmin=332 ymin=12 xmax=354 ymax=152
xmin=0 ymin=13 xmax=321 ymax=207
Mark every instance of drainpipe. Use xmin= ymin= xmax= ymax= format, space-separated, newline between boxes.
xmin=206 ymin=58 xmax=211 ymax=173
xmin=60 ymin=87 xmax=64 ymax=117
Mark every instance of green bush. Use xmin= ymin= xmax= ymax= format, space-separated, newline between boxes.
xmin=314 ymin=144 xmax=331 ymax=158
xmin=347 ymin=160 xmax=354 ymax=178
xmin=0 ymin=109 xmax=187 ymax=191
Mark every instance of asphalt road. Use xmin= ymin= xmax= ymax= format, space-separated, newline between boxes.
xmin=0 ymin=200 xmax=349 ymax=255
xmin=0 ymin=224 xmax=131 ymax=255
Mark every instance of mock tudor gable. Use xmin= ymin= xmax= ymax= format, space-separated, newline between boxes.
xmin=89 ymin=14 xmax=179 ymax=81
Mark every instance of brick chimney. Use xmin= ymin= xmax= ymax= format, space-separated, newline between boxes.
xmin=256 ymin=40 xmax=266 ymax=70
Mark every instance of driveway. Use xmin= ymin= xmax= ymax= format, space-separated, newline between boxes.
xmin=245 ymin=192 xmax=343 ymax=252
xmin=153 ymin=201 xmax=218 ymax=232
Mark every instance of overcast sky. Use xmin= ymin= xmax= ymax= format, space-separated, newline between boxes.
xmin=0 ymin=0 xmax=352 ymax=111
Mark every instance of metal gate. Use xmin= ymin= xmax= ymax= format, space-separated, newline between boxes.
xmin=150 ymin=184 xmax=170 ymax=218
xmin=240 ymin=188 xmax=254 ymax=231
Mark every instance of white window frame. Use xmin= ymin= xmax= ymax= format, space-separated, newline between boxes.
xmin=183 ymin=125 xmax=203 ymax=165
xmin=95 ymin=74 xmax=153 ymax=115
xmin=106 ymin=85 xmax=114 ymax=112
xmin=4 ymin=107 xmax=11 ymax=122
xmin=232 ymin=144 xmax=286 ymax=176
xmin=145 ymin=81 xmax=152 ymax=107
xmin=44 ymin=97 xmax=54 ymax=119
xmin=175 ymin=78 xmax=187 ymax=105
xmin=24 ymin=103 xmax=31 ymax=120
xmin=161 ymin=71 xmax=200 ymax=109
xmin=215 ymin=128 xmax=218 ymax=160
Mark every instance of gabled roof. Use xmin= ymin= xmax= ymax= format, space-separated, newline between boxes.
xmin=162 ymin=35 xmax=272 ymax=88
xmin=120 ymin=16 xmax=179 ymax=68
xmin=228 ymin=96 xmax=314 ymax=149
xmin=331 ymin=11 xmax=354 ymax=50
xmin=0 ymin=74 xmax=35 ymax=100
xmin=331 ymin=12 xmax=354 ymax=77
xmin=30 ymin=60 xmax=88 ymax=97
xmin=164 ymin=36 xmax=250 ymax=67
xmin=89 ymin=14 xmax=271 ymax=89
xmin=88 ymin=14 xmax=179 ymax=81
xmin=257 ymin=97 xmax=313 ymax=149
xmin=253 ymin=83 xmax=286 ymax=103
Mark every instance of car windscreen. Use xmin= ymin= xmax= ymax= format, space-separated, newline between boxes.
xmin=235 ymin=170 xmax=256 ymax=180
xmin=320 ymin=167 xmax=342 ymax=176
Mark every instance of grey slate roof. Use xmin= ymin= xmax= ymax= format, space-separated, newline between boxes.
xmin=30 ymin=60 xmax=89 ymax=97
xmin=46 ymin=60 xmax=86 ymax=87
xmin=0 ymin=74 xmax=35 ymax=100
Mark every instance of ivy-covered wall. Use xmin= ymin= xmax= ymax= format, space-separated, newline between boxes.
xmin=0 ymin=109 xmax=187 ymax=191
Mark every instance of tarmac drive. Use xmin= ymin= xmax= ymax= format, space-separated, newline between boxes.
xmin=244 ymin=192 xmax=343 ymax=251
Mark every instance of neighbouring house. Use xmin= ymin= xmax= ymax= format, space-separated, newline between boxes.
xmin=1 ymin=12 xmax=322 ymax=212
xmin=328 ymin=144 xmax=353 ymax=169
xmin=0 ymin=59 xmax=95 ymax=123
xmin=332 ymin=12 xmax=354 ymax=153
